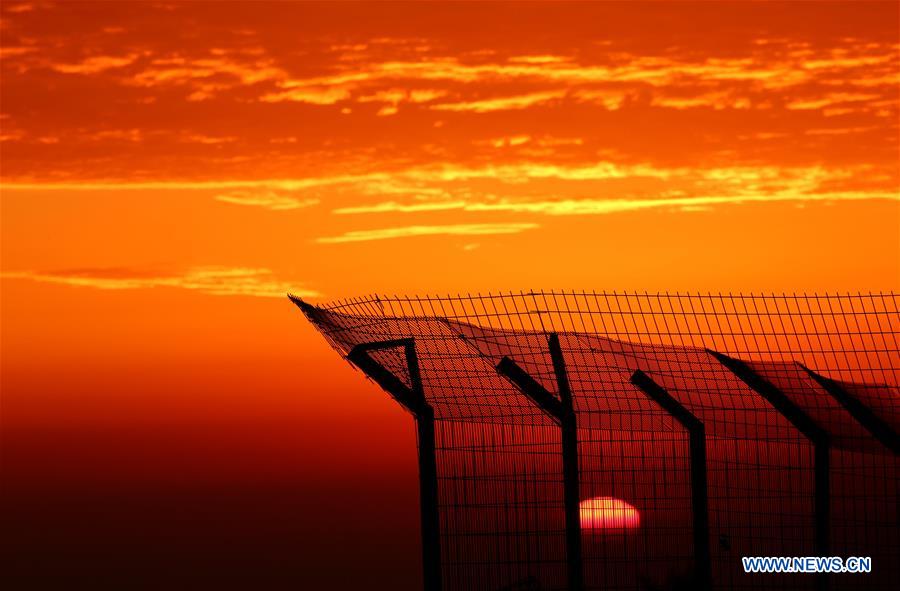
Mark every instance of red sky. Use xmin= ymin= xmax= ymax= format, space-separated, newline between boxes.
xmin=1 ymin=2 xmax=898 ymax=589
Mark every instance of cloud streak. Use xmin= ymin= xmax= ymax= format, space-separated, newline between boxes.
xmin=431 ymin=91 xmax=566 ymax=113
xmin=9 ymin=32 xmax=896 ymax=118
xmin=52 ymin=54 xmax=140 ymax=74
xmin=334 ymin=191 xmax=899 ymax=217
xmin=316 ymin=223 xmax=539 ymax=243
xmin=125 ymin=53 xmax=286 ymax=101
xmin=215 ymin=190 xmax=320 ymax=211
xmin=248 ymin=41 xmax=899 ymax=118
xmin=1 ymin=266 xmax=319 ymax=298
xmin=5 ymin=161 xmax=895 ymax=207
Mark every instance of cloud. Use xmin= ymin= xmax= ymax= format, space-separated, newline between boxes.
xmin=0 ymin=129 xmax=25 ymax=142
xmin=651 ymin=92 xmax=752 ymax=110
xmin=260 ymin=86 xmax=351 ymax=104
xmin=126 ymin=54 xmax=287 ymax=100
xmin=333 ymin=190 xmax=900 ymax=218
xmin=357 ymin=89 xmax=407 ymax=105
xmin=399 ymin=161 xmax=675 ymax=183
xmin=215 ymin=190 xmax=319 ymax=210
xmin=804 ymin=126 xmax=877 ymax=136
xmin=3 ymin=14 xmax=896 ymax=127
xmin=5 ymin=3 xmax=34 ymax=14
xmin=786 ymin=92 xmax=881 ymax=111
xmin=317 ymin=223 xmax=539 ymax=243
xmin=1 ymin=266 xmax=319 ymax=298
xmin=475 ymin=135 xmax=532 ymax=148
xmin=181 ymin=134 xmax=237 ymax=145
xmin=351 ymin=87 xmax=449 ymax=115
xmin=572 ymin=89 xmax=632 ymax=110
xmin=0 ymin=174 xmax=389 ymax=192
xmin=53 ymin=54 xmax=140 ymax=74
xmin=7 ymin=32 xmax=896 ymax=124
xmin=408 ymin=89 xmax=448 ymax=103
xmin=0 ymin=46 xmax=35 ymax=58
xmin=89 ymin=129 xmax=144 ymax=142
xmin=237 ymin=39 xmax=898 ymax=116
xmin=508 ymin=55 xmax=570 ymax=65
xmin=334 ymin=200 xmax=467 ymax=214
xmin=431 ymin=90 xmax=566 ymax=113
xmin=480 ymin=190 xmax=900 ymax=214
xmin=472 ymin=135 xmax=583 ymax=149
xmin=4 ymin=162 xmax=895 ymax=213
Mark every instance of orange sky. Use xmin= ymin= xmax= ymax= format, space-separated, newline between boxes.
xmin=1 ymin=2 xmax=898 ymax=588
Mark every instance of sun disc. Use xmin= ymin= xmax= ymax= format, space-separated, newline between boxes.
xmin=579 ymin=496 xmax=640 ymax=530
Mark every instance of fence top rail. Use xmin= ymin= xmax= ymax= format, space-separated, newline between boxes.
xmin=291 ymin=291 xmax=900 ymax=390
xmin=305 ymin=291 xmax=899 ymax=317
xmin=291 ymin=292 xmax=900 ymax=449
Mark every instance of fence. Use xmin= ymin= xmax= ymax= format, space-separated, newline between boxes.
xmin=290 ymin=292 xmax=899 ymax=591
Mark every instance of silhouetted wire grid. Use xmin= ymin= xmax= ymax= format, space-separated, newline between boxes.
xmin=291 ymin=292 xmax=899 ymax=591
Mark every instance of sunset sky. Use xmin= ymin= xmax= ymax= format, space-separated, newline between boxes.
xmin=1 ymin=2 xmax=898 ymax=589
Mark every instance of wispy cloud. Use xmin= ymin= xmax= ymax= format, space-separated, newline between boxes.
xmin=4 ymin=161 xmax=894 ymax=200
xmin=52 ymin=54 xmax=140 ymax=74
xmin=88 ymin=128 xmax=144 ymax=142
xmin=182 ymin=134 xmax=237 ymax=145
xmin=5 ymin=3 xmax=35 ymax=14
xmin=475 ymin=135 xmax=533 ymax=148
xmin=4 ymin=17 xmax=897 ymax=123
xmin=0 ymin=174 xmax=389 ymax=192
xmin=260 ymin=85 xmax=351 ymax=105
xmin=651 ymin=91 xmax=752 ymax=110
xmin=0 ymin=45 xmax=36 ymax=58
xmin=125 ymin=53 xmax=286 ymax=101
xmin=317 ymin=223 xmax=539 ymax=243
xmin=28 ymin=41 xmax=895 ymax=116
xmin=215 ymin=190 xmax=319 ymax=210
xmin=1 ymin=266 xmax=319 ymax=298
xmin=431 ymin=90 xmax=566 ymax=113
xmin=335 ymin=200 xmax=469 ymax=214
xmin=249 ymin=41 xmax=899 ymax=115
xmin=786 ymin=92 xmax=882 ymax=111
xmin=333 ymin=191 xmax=900 ymax=218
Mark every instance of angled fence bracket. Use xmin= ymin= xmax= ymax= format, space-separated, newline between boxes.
xmin=708 ymin=350 xmax=831 ymax=591
xmin=630 ymin=370 xmax=712 ymax=591
xmin=347 ymin=339 xmax=441 ymax=591
xmin=497 ymin=333 xmax=584 ymax=591
xmin=801 ymin=366 xmax=900 ymax=455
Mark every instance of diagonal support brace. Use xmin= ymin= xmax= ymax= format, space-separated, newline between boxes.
xmin=347 ymin=339 xmax=441 ymax=591
xmin=497 ymin=333 xmax=584 ymax=591
xmin=801 ymin=365 xmax=900 ymax=455
xmin=708 ymin=350 xmax=831 ymax=591
xmin=631 ymin=370 xmax=711 ymax=591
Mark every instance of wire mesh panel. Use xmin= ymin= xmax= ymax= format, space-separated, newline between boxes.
xmin=435 ymin=420 xmax=567 ymax=590
xmin=292 ymin=292 xmax=899 ymax=591
xmin=449 ymin=325 xmax=699 ymax=591
xmin=300 ymin=302 xmax=569 ymax=590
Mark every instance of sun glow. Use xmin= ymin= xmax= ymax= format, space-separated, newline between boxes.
xmin=579 ymin=497 xmax=641 ymax=530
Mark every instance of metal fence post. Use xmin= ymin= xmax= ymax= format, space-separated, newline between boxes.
xmin=497 ymin=333 xmax=584 ymax=591
xmin=709 ymin=351 xmax=830 ymax=591
xmin=347 ymin=339 xmax=442 ymax=591
xmin=630 ymin=369 xmax=712 ymax=591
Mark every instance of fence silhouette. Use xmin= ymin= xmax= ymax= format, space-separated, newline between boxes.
xmin=290 ymin=292 xmax=899 ymax=591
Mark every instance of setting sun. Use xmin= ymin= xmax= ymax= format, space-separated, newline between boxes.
xmin=580 ymin=497 xmax=641 ymax=531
